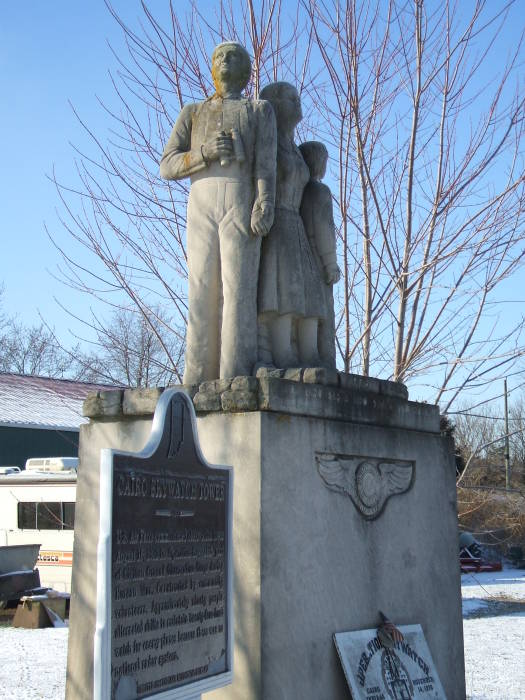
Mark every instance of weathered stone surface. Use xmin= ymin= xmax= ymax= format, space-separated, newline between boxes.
xmin=299 ymin=141 xmax=339 ymax=370
xmin=339 ymin=372 xmax=381 ymax=394
xmin=257 ymin=83 xmax=338 ymax=371
xmin=231 ymin=375 xmax=259 ymax=392
xmin=82 ymin=377 xmax=420 ymax=426
xmin=197 ymin=409 xmax=464 ymax=700
xmin=379 ymin=379 xmax=409 ymax=400
xmin=82 ymin=390 xmax=123 ymax=418
xmin=316 ymin=453 xmax=414 ymax=520
xmin=303 ymin=367 xmax=339 ymax=386
xmin=160 ymin=42 xmax=277 ymax=385
xmin=82 ymin=394 xmax=102 ymax=418
xmin=200 ymin=378 xmax=233 ymax=395
xmin=168 ymin=382 xmax=200 ymax=399
xmin=221 ymin=389 xmax=258 ymax=412
xmin=67 ymin=382 xmax=464 ymax=700
xmin=193 ymin=391 xmax=222 ymax=412
xmin=122 ymin=387 xmax=163 ymax=415
xmin=338 ymin=372 xmax=409 ymax=401
xmin=257 ymin=378 xmax=439 ymax=432
xmin=255 ymin=367 xmax=285 ymax=379
xmin=283 ymin=367 xmax=303 ymax=382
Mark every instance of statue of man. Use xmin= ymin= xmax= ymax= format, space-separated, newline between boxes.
xmin=160 ymin=42 xmax=277 ymax=384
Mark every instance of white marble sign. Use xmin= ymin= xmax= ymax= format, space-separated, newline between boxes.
xmin=334 ymin=625 xmax=446 ymax=700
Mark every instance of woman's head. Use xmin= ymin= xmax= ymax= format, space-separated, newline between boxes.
xmin=259 ymin=82 xmax=302 ymax=130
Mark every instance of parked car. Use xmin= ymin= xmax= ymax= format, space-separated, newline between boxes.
xmin=0 ymin=467 xmax=21 ymax=476
xmin=25 ymin=457 xmax=78 ymax=473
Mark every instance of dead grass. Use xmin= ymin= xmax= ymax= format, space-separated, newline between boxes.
xmin=458 ymin=465 xmax=525 ymax=551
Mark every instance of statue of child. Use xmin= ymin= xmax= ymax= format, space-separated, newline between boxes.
xmin=299 ymin=141 xmax=341 ymax=369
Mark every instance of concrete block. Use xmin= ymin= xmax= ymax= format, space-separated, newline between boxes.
xmin=258 ymin=378 xmax=440 ymax=432
xmin=283 ymin=368 xmax=303 ymax=382
xmin=231 ymin=376 xmax=258 ymax=392
xmin=221 ymin=389 xmax=258 ymax=412
xmin=193 ymin=391 xmax=222 ymax=412
xmin=165 ymin=382 xmax=200 ymax=400
xmin=339 ymin=372 xmax=381 ymax=394
xmin=379 ymin=379 xmax=409 ymax=400
xmin=199 ymin=379 xmax=233 ymax=394
xmin=255 ymin=367 xmax=285 ymax=379
xmin=122 ymin=387 xmax=163 ymax=415
xmin=303 ymin=367 xmax=339 ymax=386
xmin=82 ymin=390 xmax=123 ymax=418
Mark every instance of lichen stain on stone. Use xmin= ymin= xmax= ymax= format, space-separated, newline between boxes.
xmin=211 ymin=63 xmax=221 ymax=93
xmin=183 ymin=152 xmax=192 ymax=169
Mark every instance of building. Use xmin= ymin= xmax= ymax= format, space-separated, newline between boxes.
xmin=0 ymin=373 xmax=113 ymax=469
xmin=0 ymin=468 xmax=78 ymax=592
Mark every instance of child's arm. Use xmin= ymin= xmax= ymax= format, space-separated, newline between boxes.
xmin=314 ymin=184 xmax=341 ymax=285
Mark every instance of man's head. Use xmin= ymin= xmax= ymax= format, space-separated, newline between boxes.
xmin=211 ymin=42 xmax=252 ymax=95
xmin=298 ymin=141 xmax=328 ymax=180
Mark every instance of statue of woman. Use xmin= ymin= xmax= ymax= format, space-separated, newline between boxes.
xmin=257 ymin=82 xmax=324 ymax=369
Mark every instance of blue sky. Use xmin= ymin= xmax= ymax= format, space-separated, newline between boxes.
xmin=1 ymin=2 xmax=524 ymax=408
xmin=1 ymin=2 xmax=122 ymax=333
xmin=0 ymin=2 xmax=175 ymax=339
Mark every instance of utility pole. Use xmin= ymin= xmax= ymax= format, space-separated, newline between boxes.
xmin=504 ymin=377 xmax=510 ymax=490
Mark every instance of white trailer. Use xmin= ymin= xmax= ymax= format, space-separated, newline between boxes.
xmin=0 ymin=468 xmax=77 ymax=592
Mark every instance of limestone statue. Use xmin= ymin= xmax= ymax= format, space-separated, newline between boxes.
xmin=160 ymin=42 xmax=277 ymax=384
xmin=299 ymin=141 xmax=341 ymax=369
xmin=257 ymin=82 xmax=325 ymax=369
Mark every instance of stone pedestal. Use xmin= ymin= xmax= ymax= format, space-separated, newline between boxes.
xmin=66 ymin=375 xmax=465 ymax=700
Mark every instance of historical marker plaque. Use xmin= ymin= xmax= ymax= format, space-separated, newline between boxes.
xmin=94 ymin=390 xmax=233 ymax=700
xmin=334 ymin=625 xmax=446 ymax=700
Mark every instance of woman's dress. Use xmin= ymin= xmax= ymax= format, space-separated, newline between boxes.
xmin=258 ymin=139 xmax=324 ymax=319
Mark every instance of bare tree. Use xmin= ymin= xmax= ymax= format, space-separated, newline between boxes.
xmin=72 ymin=306 xmax=183 ymax=387
xmin=0 ymin=318 xmax=72 ymax=378
xmin=0 ymin=285 xmax=75 ymax=378
xmin=0 ymin=285 xmax=7 ymax=332
xmin=507 ymin=393 xmax=525 ymax=473
xmin=48 ymin=0 xmax=525 ymax=412
xmin=305 ymin=0 xmax=525 ymax=409
xmin=452 ymin=381 xmax=525 ymax=487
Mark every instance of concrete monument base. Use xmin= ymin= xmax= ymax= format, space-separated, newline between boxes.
xmin=66 ymin=373 xmax=465 ymax=700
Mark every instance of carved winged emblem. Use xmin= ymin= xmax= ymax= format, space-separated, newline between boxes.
xmin=316 ymin=453 xmax=415 ymax=520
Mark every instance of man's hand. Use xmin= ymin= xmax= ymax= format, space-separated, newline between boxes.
xmin=201 ymin=131 xmax=233 ymax=164
xmin=323 ymin=263 xmax=341 ymax=285
xmin=251 ymin=201 xmax=274 ymax=237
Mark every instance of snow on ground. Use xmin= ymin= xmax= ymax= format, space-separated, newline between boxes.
xmin=1 ymin=568 xmax=524 ymax=699
xmin=464 ymin=612 xmax=525 ymax=700
xmin=0 ymin=627 xmax=68 ymax=700
xmin=462 ymin=568 xmax=525 ymax=699
xmin=461 ymin=568 xmax=525 ymax=617
xmin=461 ymin=568 xmax=525 ymax=600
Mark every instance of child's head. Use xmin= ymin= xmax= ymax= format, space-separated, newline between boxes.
xmin=299 ymin=141 xmax=328 ymax=180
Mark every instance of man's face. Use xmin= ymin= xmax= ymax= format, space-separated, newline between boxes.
xmin=212 ymin=45 xmax=248 ymax=93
